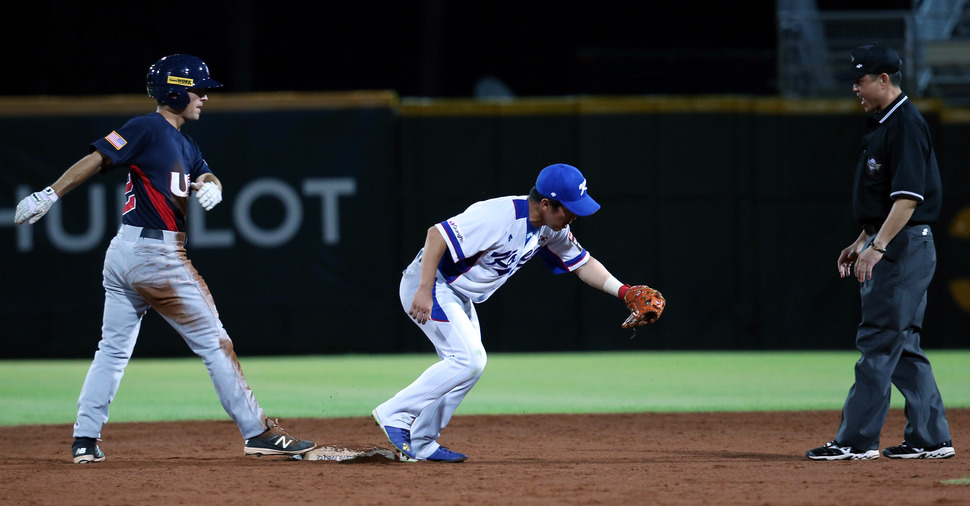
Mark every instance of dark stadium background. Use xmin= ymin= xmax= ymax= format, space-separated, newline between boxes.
xmin=1 ymin=1 xmax=909 ymax=98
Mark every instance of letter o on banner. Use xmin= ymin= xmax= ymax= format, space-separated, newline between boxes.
xmin=233 ymin=177 xmax=302 ymax=247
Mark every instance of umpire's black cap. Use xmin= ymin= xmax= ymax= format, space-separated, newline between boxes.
xmin=837 ymin=43 xmax=902 ymax=81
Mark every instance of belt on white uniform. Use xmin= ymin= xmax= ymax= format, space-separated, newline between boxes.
xmin=118 ymin=224 xmax=186 ymax=244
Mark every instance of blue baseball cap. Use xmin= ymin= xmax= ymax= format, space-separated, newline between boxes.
xmin=535 ymin=163 xmax=600 ymax=216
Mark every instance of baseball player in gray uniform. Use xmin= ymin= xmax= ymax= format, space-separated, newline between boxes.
xmin=372 ymin=163 xmax=663 ymax=462
xmin=14 ymin=54 xmax=315 ymax=463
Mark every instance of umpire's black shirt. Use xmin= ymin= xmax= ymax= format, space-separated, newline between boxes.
xmin=853 ymin=93 xmax=942 ymax=227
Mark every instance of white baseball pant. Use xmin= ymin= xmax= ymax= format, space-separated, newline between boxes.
xmin=373 ymin=267 xmax=487 ymax=459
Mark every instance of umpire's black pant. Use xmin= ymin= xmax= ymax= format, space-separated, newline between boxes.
xmin=835 ymin=225 xmax=951 ymax=451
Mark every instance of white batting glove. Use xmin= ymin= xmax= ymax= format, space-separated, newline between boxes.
xmin=193 ymin=181 xmax=222 ymax=211
xmin=14 ymin=186 xmax=58 ymax=225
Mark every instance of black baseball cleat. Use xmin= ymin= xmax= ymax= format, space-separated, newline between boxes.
xmin=882 ymin=440 xmax=955 ymax=459
xmin=72 ymin=437 xmax=105 ymax=464
xmin=806 ymin=440 xmax=879 ymax=460
xmin=244 ymin=418 xmax=316 ymax=456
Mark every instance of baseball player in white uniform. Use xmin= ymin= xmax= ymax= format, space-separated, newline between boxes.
xmin=373 ymin=163 xmax=658 ymax=462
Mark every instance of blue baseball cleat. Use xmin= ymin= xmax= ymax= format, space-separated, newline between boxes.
xmin=426 ymin=446 xmax=467 ymax=462
xmin=372 ymin=409 xmax=418 ymax=461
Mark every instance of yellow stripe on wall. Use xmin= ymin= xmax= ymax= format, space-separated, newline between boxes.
xmin=3 ymin=91 xmax=969 ymax=123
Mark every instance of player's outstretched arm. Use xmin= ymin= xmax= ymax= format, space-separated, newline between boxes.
xmin=574 ymin=256 xmax=665 ymax=327
xmin=574 ymin=257 xmax=615 ymax=292
xmin=15 ymin=151 xmax=109 ymax=225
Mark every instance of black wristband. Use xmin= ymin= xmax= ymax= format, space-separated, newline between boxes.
xmin=870 ymin=243 xmax=887 ymax=253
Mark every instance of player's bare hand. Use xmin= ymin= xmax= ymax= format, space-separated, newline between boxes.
xmin=854 ymin=247 xmax=883 ymax=282
xmin=14 ymin=187 xmax=58 ymax=225
xmin=409 ymin=288 xmax=434 ymax=324
xmin=192 ymin=181 xmax=222 ymax=211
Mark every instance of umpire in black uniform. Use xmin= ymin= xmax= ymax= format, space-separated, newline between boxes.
xmin=806 ymin=43 xmax=954 ymax=461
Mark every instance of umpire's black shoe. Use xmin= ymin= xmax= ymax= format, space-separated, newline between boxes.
xmin=883 ymin=439 xmax=955 ymax=459
xmin=806 ymin=440 xmax=879 ymax=461
xmin=72 ymin=437 xmax=105 ymax=464
xmin=244 ymin=418 xmax=316 ymax=456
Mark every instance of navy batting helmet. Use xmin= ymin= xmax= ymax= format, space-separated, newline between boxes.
xmin=146 ymin=54 xmax=223 ymax=109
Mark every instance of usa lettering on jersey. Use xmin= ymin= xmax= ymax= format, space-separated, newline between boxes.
xmin=170 ymin=172 xmax=190 ymax=197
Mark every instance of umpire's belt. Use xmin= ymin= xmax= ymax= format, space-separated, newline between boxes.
xmin=119 ymin=224 xmax=186 ymax=244
xmin=862 ymin=221 xmax=928 ymax=236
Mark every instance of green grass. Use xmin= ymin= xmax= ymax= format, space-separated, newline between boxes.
xmin=2 ymin=350 xmax=968 ymax=427
xmin=941 ymin=476 xmax=970 ymax=486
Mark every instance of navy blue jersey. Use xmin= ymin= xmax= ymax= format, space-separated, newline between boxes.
xmin=91 ymin=112 xmax=212 ymax=231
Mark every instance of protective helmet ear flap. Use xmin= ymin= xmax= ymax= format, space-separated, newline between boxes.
xmin=164 ymin=90 xmax=190 ymax=110
xmin=146 ymin=54 xmax=223 ymax=109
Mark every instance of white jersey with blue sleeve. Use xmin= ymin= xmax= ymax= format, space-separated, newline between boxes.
xmin=422 ymin=195 xmax=590 ymax=303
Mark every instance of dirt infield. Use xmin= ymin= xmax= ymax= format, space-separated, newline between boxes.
xmin=2 ymin=409 xmax=968 ymax=505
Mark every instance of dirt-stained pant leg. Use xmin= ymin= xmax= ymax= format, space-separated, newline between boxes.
xmin=74 ymin=227 xmax=266 ymax=440
xmin=133 ymin=236 xmax=266 ymax=439
xmin=835 ymin=226 xmax=951 ymax=450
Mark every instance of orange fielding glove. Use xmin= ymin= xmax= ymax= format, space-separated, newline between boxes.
xmin=621 ymin=285 xmax=665 ymax=328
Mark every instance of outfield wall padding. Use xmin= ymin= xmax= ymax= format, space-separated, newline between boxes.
xmin=1 ymin=94 xmax=966 ymax=357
